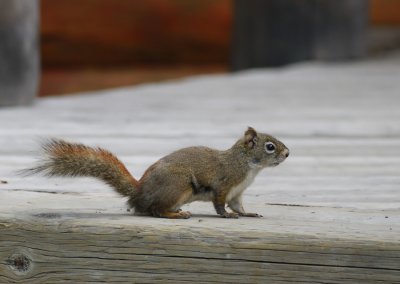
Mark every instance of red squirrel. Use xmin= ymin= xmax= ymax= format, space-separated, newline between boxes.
xmin=25 ymin=127 xmax=289 ymax=219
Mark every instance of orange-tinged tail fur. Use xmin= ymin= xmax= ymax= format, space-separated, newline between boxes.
xmin=23 ymin=139 xmax=139 ymax=197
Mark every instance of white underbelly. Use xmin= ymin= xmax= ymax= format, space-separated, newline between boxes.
xmin=188 ymin=191 xmax=214 ymax=203
xmin=226 ymin=168 xmax=260 ymax=202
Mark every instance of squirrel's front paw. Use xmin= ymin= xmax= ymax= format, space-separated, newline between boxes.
xmin=222 ymin=212 xmax=239 ymax=219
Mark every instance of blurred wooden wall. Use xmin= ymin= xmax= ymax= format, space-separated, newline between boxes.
xmin=41 ymin=0 xmax=232 ymax=68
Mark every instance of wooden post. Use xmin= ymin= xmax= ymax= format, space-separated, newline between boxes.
xmin=231 ymin=0 xmax=369 ymax=70
xmin=0 ymin=0 xmax=40 ymax=106
xmin=313 ymin=0 xmax=369 ymax=60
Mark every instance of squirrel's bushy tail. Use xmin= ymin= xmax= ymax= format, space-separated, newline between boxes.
xmin=23 ymin=139 xmax=139 ymax=197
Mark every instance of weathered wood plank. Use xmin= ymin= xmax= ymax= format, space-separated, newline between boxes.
xmin=1 ymin=217 xmax=400 ymax=283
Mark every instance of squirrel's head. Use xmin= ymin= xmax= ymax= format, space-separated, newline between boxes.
xmin=241 ymin=127 xmax=289 ymax=168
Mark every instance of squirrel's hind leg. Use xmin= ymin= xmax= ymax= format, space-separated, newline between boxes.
xmin=156 ymin=210 xmax=192 ymax=219
xmin=151 ymin=187 xmax=194 ymax=219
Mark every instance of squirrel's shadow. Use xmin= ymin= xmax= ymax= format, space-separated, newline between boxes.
xmin=32 ymin=211 xmax=221 ymax=220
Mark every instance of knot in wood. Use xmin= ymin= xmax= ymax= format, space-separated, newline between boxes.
xmin=6 ymin=253 xmax=31 ymax=274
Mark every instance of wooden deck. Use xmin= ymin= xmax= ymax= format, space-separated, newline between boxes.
xmin=1 ymin=52 xmax=400 ymax=283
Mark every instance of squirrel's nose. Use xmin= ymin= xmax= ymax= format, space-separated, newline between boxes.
xmin=283 ymin=149 xmax=289 ymax=158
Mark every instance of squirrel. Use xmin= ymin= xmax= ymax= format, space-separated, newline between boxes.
xmin=24 ymin=127 xmax=289 ymax=219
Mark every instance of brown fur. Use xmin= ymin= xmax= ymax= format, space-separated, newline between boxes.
xmin=24 ymin=128 xmax=289 ymax=218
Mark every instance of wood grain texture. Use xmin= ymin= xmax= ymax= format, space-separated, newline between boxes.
xmin=1 ymin=217 xmax=399 ymax=283
xmin=1 ymin=52 xmax=400 ymax=282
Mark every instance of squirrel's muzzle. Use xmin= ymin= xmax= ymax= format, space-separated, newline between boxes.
xmin=283 ymin=149 xmax=290 ymax=158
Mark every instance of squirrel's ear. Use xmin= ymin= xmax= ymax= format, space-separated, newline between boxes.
xmin=244 ymin=127 xmax=258 ymax=149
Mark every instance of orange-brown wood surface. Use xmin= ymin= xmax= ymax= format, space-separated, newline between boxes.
xmin=40 ymin=0 xmax=232 ymax=68
xmin=371 ymin=0 xmax=400 ymax=25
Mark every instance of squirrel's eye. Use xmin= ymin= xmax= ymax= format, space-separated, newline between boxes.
xmin=265 ymin=142 xmax=276 ymax=154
